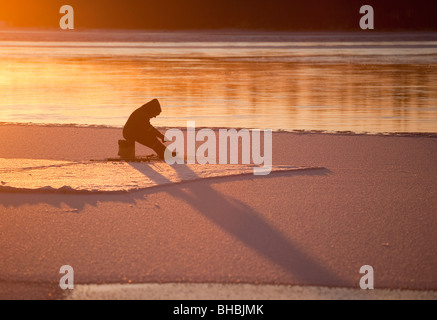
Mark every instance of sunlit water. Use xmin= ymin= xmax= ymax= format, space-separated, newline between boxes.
xmin=1 ymin=30 xmax=437 ymax=133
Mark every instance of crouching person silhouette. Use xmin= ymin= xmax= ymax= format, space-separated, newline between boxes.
xmin=122 ymin=99 xmax=167 ymax=160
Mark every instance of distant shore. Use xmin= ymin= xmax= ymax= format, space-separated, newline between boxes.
xmin=2 ymin=28 xmax=437 ymax=42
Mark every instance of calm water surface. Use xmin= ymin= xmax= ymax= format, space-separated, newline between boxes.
xmin=0 ymin=30 xmax=436 ymax=132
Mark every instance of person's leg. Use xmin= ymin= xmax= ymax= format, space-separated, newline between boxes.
xmin=135 ymin=135 xmax=166 ymax=160
xmin=150 ymin=140 xmax=166 ymax=160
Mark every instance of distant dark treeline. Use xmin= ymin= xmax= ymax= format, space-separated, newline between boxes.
xmin=1 ymin=0 xmax=437 ymax=30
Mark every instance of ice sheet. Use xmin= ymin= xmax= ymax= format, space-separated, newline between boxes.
xmin=0 ymin=158 xmax=323 ymax=193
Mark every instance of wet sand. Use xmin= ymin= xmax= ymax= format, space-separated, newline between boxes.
xmin=0 ymin=124 xmax=436 ymax=299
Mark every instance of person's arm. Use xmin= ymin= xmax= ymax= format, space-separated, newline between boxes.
xmin=154 ymin=127 xmax=165 ymax=140
xmin=147 ymin=125 xmax=165 ymax=141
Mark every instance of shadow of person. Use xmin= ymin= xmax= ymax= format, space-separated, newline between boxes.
xmin=128 ymin=162 xmax=346 ymax=286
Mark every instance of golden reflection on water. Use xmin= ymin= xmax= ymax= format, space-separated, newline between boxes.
xmin=1 ymin=57 xmax=437 ymax=132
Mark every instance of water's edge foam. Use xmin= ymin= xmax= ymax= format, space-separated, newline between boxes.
xmin=1 ymin=122 xmax=436 ymax=138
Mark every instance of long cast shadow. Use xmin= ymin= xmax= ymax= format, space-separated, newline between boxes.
xmin=129 ymin=162 xmax=346 ymax=286
xmin=0 ymin=168 xmax=326 ymax=211
xmin=0 ymin=162 xmax=344 ymax=286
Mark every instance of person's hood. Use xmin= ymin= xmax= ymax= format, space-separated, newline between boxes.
xmin=143 ymin=99 xmax=161 ymax=117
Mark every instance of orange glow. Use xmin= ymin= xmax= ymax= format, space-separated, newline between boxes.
xmin=1 ymin=29 xmax=437 ymax=133
xmin=1 ymin=53 xmax=436 ymax=132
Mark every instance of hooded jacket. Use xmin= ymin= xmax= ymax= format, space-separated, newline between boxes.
xmin=123 ymin=99 xmax=163 ymax=141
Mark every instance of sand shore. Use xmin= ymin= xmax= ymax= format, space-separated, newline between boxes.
xmin=0 ymin=124 xmax=436 ymax=299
